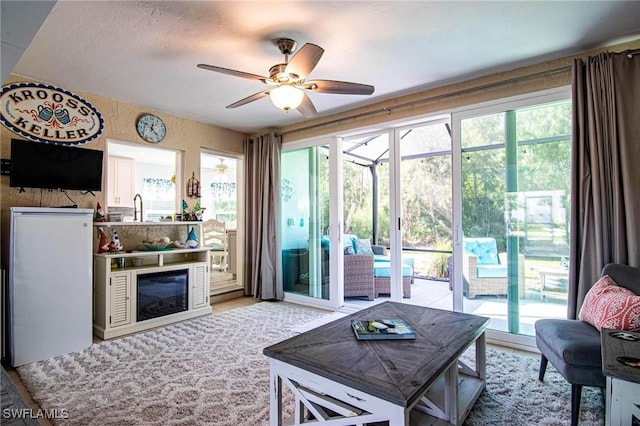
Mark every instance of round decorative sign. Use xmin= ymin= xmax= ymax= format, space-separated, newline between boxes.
xmin=0 ymin=82 xmax=104 ymax=145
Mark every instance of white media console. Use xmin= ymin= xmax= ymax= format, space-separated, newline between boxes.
xmin=93 ymin=222 xmax=212 ymax=340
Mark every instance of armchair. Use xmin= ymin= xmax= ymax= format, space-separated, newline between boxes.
xmin=343 ymin=254 xmax=375 ymax=300
xmin=329 ymin=235 xmax=412 ymax=300
xmin=359 ymin=243 xmax=413 ymax=298
xmin=319 ymin=234 xmax=376 ymax=300
xmin=535 ymin=263 xmax=640 ymax=426
xmin=462 ymin=237 xmax=525 ymax=299
xmin=373 ymin=261 xmax=413 ymax=298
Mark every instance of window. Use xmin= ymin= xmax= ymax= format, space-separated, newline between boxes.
xmin=200 ymin=152 xmax=238 ymax=227
xmin=107 ymin=140 xmax=179 ymax=221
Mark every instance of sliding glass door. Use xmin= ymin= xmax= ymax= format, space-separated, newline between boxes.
xmin=395 ymin=119 xmax=453 ymax=307
xmin=342 ymin=131 xmax=402 ymax=302
xmin=340 ymin=118 xmax=453 ymax=306
xmin=281 ymin=139 xmax=342 ymax=310
xmin=280 ymin=89 xmax=572 ymax=333
xmin=452 ymin=90 xmax=571 ymax=341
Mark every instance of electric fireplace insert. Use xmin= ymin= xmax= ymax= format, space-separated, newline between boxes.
xmin=137 ymin=269 xmax=188 ymax=322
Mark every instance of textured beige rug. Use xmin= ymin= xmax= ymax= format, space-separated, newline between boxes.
xmin=464 ymin=349 xmax=604 ymax=425
xmin=17 ymin=302 xmax=327 ymax=426
xmin=17 ymin=302 xmax=604 ymax=425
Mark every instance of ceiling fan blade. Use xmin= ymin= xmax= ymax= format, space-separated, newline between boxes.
xmin=226 ymin=90 xmax=270 ymax=109
xmin=296 ymin=93 xmax=318 ymax=118
xmin=304 ymin=79 xmax=375 ymax=95
xmin=285 ymin=43 xmax=324 ymax=79
xmin=197 ymin=64 xmax=268 ymax=83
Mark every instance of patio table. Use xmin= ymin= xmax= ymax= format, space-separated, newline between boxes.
xmin=535 ymin=267 xmax=569 ymax=299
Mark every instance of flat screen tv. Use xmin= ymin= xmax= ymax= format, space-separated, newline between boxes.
xmin=10 ymin=139 xmax=103 ymax=192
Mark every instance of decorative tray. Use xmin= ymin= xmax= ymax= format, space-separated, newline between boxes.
xmin=136 ymin=243 xmax=171 ymax=251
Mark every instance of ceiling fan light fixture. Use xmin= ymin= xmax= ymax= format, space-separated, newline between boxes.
xmin=216 ymin=158 xmax=228 ymax=175
xmin=270 ymin=85 xmax=304 ymax=111
xmin=199 ymin=38 xmax=373 ymax=118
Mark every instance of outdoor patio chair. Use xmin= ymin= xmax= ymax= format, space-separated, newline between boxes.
xmin=369 ymin=245 xmax=414 ymax=298
xmin=344 ymin=254 xmax=375 ymax=300
xmin=462 ymin=237 xmax=525 ymax=299
xmin=535 ymin=263 xmax=640 ymax=426
xmin=373 ymin=259 xmax=414 ymax=298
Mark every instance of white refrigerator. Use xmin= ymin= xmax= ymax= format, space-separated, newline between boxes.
xmin=9 ymin=207 xmax=93 ymax=366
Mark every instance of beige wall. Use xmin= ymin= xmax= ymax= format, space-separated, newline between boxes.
xmin=1 ymin=75 xmax=247 ymax=265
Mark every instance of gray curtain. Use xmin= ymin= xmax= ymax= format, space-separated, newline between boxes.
xmin=568 ymin=51 xmax=640 ymax=318
xmin=243 ymin=132 xmax=283 ymax=300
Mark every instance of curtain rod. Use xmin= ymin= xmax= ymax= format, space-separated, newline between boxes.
xmin=627 ymin=49 xmax=640 ymax=58
xmin=277 ymin=65 xmax=571 ymax=137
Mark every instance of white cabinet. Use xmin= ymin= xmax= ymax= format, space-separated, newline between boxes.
xmin=93 ymin=221 xmax=212 ymax=339
xmin=606 ymin=377 xmax=640 ymax=426
xmin=93 ymin=251 xmax=211 ymax=339
xmin=602 ymin=328 xmax=640 ymax=426
xmin=191 ymin=263 xmax=209 ymax=309
xmin=109 ymin=271 xmax=132 ymax=328
xmin=107 ymin=156 xmax=134 ymax=207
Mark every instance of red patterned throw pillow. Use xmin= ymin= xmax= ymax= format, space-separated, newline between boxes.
xmin=579 ymin=275 xmax=640 ymax=331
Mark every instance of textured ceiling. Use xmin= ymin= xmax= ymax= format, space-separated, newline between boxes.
xmin=6 ymin=1 xmax=640 ymax=134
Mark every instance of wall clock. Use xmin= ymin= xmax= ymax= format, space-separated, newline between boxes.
xmin=136 ymin=114 xmax=166 ymax=143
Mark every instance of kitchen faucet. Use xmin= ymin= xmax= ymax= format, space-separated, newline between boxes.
xmin=133 ymin=193 xmax=143 ymax=222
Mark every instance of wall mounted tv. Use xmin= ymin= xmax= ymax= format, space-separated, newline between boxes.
xmin=10 ymin=139 xmax=103 ymax=192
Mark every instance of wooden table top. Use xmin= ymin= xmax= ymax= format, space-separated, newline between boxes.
xmin=263 ymin=301 xmax=489 ymax=407
xmin=601 ymin=328 xmax=640 ymax=384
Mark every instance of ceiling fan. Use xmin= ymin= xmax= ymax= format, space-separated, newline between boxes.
xmin=216 ymin=158 xmax=228 ymax=175
xmin=197 ymin=38 xmax=374 ymax=118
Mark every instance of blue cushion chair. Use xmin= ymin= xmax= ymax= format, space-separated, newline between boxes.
xmin=320 ymin=234 xmax=376 ymax=300
xmin=343 ymin=254 xmax=375 ymax=300
xmin=369 ymin=244 xmax=414 ymax=298
xmin=322 ymin=235 xmax=415 ymax=299
xmin=373 ymin=260 xmax=413 ymax=298
xmin=462 ymin=237 xmax=525 ymax=299
xmin=535 ymin=263 xmax=640 ymax=426
xmin=343 ymin=234 xmax=376 ymax=300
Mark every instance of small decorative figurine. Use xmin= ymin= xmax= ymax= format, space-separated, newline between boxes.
xmin=109 ymin=230 xmax=123 ymax=252
xmin=181 ymin=200 xmax=202 ymax=221
xmin=95 ymin=202 xmax=106 ymax=222
xmin=97 ymin=227 xmax=109 ymax=253
xmin=193 ymin=203 xmax=203 ymax=221
xmin=186 ymin=227 xmax=198 ymax=248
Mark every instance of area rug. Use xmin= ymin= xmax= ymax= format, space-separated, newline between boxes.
xmin=17 ymin=302 xmax=604 ymax=425
xmin=463 ymin=349 xmax=604 ymax=425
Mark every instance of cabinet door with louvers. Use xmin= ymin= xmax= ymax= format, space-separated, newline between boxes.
xmin=110 ymin=272 xmax=131 ymax=327
xmin=191 ymin=263 xmax=209 ymax=309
